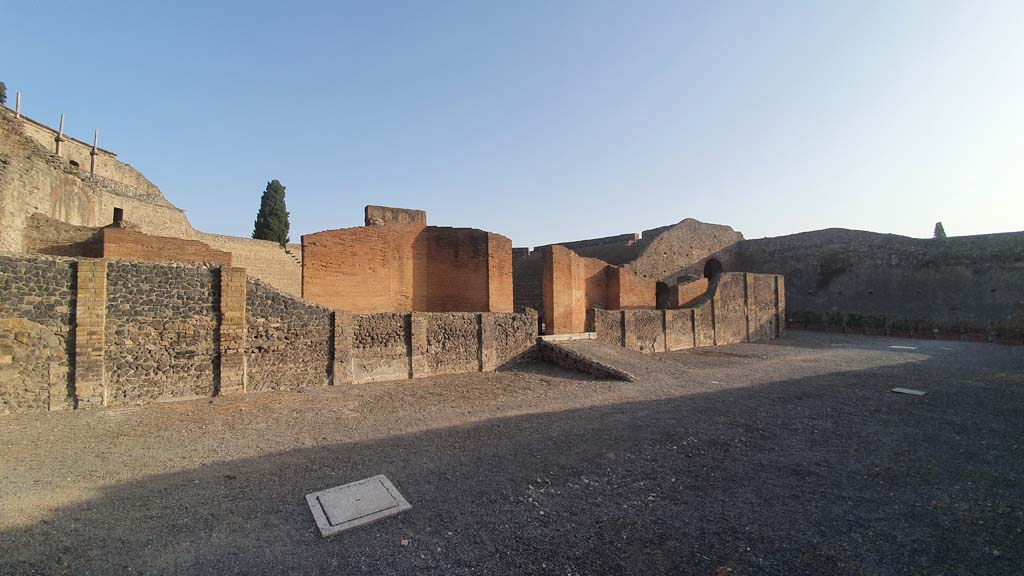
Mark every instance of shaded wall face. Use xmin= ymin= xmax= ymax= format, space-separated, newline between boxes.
xmin=302 ymin=224 xmax=512 ymax=313
xmin=542 ymin=245 xmax=657 ymax=334
xmin=414 ymin=227 xmax=491 ymax=312
xmin=733 ymin=230 xmax=1024 ymax=337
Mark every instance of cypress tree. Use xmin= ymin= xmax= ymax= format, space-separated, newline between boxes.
xmin=0 ymin=82 xmax=7 ymax=106
xmin=933 ymin=222 xmax=946 ymax=239
xmin=252 ymin=179 xmax=290 ymax=245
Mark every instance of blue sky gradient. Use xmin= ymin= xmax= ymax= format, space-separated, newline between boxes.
xmin=4 ymin=1 xmax=1021 ymax=246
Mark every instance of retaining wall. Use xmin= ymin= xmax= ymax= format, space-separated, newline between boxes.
xmin=587 ymin=272 xmax=785 ymax=353
xmin=0 ymin=253 xmax=538 ymax=415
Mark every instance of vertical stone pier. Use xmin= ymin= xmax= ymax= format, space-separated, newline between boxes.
xmin=332 ymin=312 xmax=354 ymax=385
xmin=74 ymin=260 xmax=107 ymax=407
xmin=218 ymin=267 xmax=248 ymax=394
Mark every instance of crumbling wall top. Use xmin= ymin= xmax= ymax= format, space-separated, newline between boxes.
xmin=365 ymin=205 xmax=427 ymax=227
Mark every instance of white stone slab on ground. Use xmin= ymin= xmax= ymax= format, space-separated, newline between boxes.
xmin=306 ymin=475 xmax=412 ymax=537
xmin=891 ymin=387 xmax=926 ymax=396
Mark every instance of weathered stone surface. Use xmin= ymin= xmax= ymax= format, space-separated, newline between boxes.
xmin=713 ymin=274 xmax=748 ymax=345
xmin=0 ymin=318 xmax=68 ymax=414
xmin=623 ymin=310 xmax=665 ymax=354
xmin=665 ymin=309 xmax=694 ymax=351
xmin=246 ymin=278 xmax=331 ymax=391
xmin=352 ymin=313 xmax=410 ymax=383
xmin=424 ymin=313 xmax=479 ymax=376
xmin=104 ymin=261 xmax=217 ymax=405
xmin=588 ymin=309 xmax=624 ymax=347
xmin=482 ymin=309 xmax=538 ymax=370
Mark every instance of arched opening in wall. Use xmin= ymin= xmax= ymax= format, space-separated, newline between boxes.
xmin=68 ymin=160 xmax=80 ymax=170
xmin=703 ymin=258 xmax=724 ymax=279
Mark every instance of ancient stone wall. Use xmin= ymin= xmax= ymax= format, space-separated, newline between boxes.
xmin=0 ymin=254 xmax=76 ymax=414
xmin=0 ymin=109 xmax=193 ymax=254
xmin=365 ymin=205 xmax=427 ymax=226
xmin=246 ymin=278 xmax=332 ymax=391
xmin=588 ymin=272 xmax=786 ymax=353
xmin=731 ymin=229 xmax=1024 ymax=339
xmin=23 ymin=214 xmax=102 ymax=257
xmin=104 ymin=261 xmax=219 ymax=405
xmin=625 ymin=219 xmax=743 ymax=282
xmin=15 ymin=112 xmax=166 ymax=202
xmin=302 ymin=222 xmax=513 ymax=313
xmin=0 ymin=253 xmax=538 ymax=414
xmin=1 ymin=108 xmax=302 ymax=295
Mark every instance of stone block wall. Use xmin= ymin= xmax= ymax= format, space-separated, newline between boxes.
xmin=0 ymin=252 xmax=539 ymax=414
xmin=246 ymin=278 xmax=332 ymax=391
xmin=365 ymin=205 xmax=427 ymax=226
xmin=588 ymin=272 xmax=785 ymax=353
xmin=104 ymin=261 xmax=219 ymax=405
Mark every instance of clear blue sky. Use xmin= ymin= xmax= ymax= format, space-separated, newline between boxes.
xmin=4 ymin=1 xmax=1022 ymax=246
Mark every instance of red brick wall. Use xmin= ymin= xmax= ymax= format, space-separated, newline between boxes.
xmin=487 ymin=233 xmax=514 ymax=313
xmin=543 ymin=245 xmax=656 ymax=334
xmin=100 ymin=228 xmax=232 ymax=266
xmin=302 ymin=223 xmax=512 ymax=313
xmin=608 ymin=267 xmax=657 ymax=310
xmin=670 ymin=277 xmax=709 ymax=308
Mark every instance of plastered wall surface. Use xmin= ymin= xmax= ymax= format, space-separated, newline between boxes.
xmin=0 ymin=253 xmax=537 ymax=414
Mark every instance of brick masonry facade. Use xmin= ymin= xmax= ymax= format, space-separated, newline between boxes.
xmin=302 ymin=216 xmax=513 ymax=314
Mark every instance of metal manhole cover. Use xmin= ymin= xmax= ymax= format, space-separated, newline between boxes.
xmin=306 ymin=475 xmax=411 ymax=537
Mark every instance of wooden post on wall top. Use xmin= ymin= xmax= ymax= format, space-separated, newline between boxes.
xmin=90 ymin=129 xmax=98 ymax=178
xmin=55 ymin=114 xmax=64 ymax=156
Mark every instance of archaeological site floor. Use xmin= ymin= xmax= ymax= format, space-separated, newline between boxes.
xmin=1 ymin=332 xmax=1021 ymax=575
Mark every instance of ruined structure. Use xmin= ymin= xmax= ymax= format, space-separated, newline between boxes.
xmin=0 ymin=252 xmax=537 ymax=414
xmin=0 ymin=106 xmax=303 ymax=294
xmin=517 ymin=215 xmax=1024 ymax=341
xmin=302 ymin=207 xmax=513 ymax=313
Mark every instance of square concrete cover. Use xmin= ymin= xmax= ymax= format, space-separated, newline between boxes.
xmin=306 ymin=475 xmax=411 ymax=537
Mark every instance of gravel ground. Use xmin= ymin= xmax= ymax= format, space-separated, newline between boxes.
xmin=1 ymin=332 xmax=1022 ymax=575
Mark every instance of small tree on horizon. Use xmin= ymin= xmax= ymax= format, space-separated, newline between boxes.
xmin=252 ymin=179 xmax=290 ymax=246
xmin=933 ymin=222 xmax=947 ymax=239
xmin=0 ymin=82 xmax=7 ymax=106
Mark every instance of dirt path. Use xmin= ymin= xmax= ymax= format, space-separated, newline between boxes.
xmin=1 ymin=333 xmax=1021 ymax=575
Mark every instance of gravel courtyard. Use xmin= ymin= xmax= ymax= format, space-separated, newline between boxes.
xmin=1 ymin=332 xmax=1021 ymax=575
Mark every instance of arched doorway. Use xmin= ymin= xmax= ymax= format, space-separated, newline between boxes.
xmin=703 ymin=258 xmax=723 ymax=279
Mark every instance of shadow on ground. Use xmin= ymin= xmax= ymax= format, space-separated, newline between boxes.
xmin=1 ymin=339 xmax=1022 ymax=575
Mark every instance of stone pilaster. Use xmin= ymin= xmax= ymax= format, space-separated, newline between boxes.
xmin=218 ymin=267 xmax=247 ymax=395
xmin=409 ymin=313 xmax=429 ymax=378
xmin=479 ymin=313 xmax=493 ymax=372
xmin=74 ymin=260 xmax=107 ymax=408
xmin=332 ymin=312 xmax=354 ymax=385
